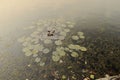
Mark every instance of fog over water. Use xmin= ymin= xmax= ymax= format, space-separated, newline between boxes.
xmin=0 ymin=0 xmax=120 ymax=80
xmin=0 ymin=0 xmax=120 ymax=36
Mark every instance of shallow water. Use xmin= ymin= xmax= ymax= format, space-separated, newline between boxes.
xmin=0 ymin=0 xmax=120 ymax=80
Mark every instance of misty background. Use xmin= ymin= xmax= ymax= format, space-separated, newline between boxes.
xmin=0 ymin=0 xmax=120 ymax=36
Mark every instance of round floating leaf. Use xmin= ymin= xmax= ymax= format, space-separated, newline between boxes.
xmin=58 ymin=36 xmax=65 ymax=40
xmin=64 ymin=47 xmax=70 ymax=51
xmin=68 ymin=24 xmax=74 ymax=28
xmin=35 ymin=57 xmax=41 ymax=62
xmin=22 ymin=47 xmax=30 ymax=52
xmin=80 ymin=47 xmax=87 ymax=51
xmin=32 ymin=49 xmax=39 ymax=54
xmin=60 ymin=32 xmax=66 ymax=36
xmin=71 ymin=52 xmax=79 ymax=57
xmin=68 ymin=44 xmax=75 ymax=49
xmin=77 ymin=31 xmax=84 ymax=35
xmin=33 ymin=54 xmax=38 ymax=57
xmin=74 ymin=45 xmax=81 ymax=50
xmin=90 ymin=74 xmax=95 ymax=79
xmin=40 ymin=62 xmax=45 ymax=66
xmin=62 ymin=75 xmax=66 ymax=79
xmin=55 ymin=40 xmax=62 ymax=45
xmin=71 ymin=35 xmax=79 ymax=40
xmin=25 ymin=51 xmax=32 ymax=56
xmin=79 ymin=35 xmax=85 ymax=39
xmin=52 ymin=55 xmax=60 ymax=62
xmin=44 ymin=39 xmax=52 ymax=44
xmin=58 ymin=50 xmax=66 ymax=57
xmin=64 ymin=28 xmax=70 ymax=32
xmin=43 ymin=48 xmax=50 ymax=54
xmin=61 ymin=24 xmax=66 ymax=27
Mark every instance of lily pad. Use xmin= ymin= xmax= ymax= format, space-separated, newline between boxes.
xmin=52 ymin=55 xmax=60 ymax=62
xmin=62 ymin=75 xmax=66 ymax=79
xmin=58 ymin=50 xmax=66 ymax=57
xmin=77 ymin=31 xmax=84 ymax=35
xmin=80 ymin=47 xmax=87 ymax=51
xmin=71 ymin=52 xmax=79 ymax=57
xmin=40 ymin=62 xmax=45 ymax=66
xmin=79 ymin=35 xmax=85 ymax=39
xmin=25 ymin=51 xmax=32 ymax=56
xmin=44 ymin=39 xmax=52 ymax=44
xmin=43 ymin=48 xmax=50 ymax=54
xmin=90 ymin=74 xmax=95 ymax=79
xmin=55 ymin=40 xmax=62 ymax=45
xmin=71 ymin=35 xmax=79 ymax=40
xmin=35 ymin=57 xmax=41 ymax=62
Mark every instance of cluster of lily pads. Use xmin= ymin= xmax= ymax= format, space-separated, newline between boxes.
xmin=18 ymin=18 xmax=87 ymax=67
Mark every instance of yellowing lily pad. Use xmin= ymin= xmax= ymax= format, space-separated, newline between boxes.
xmin=80 ymin=47 xmax=87 ymax=51
xmin=71 ymin=52 xmax=79 ymax=57
xmin=44 ymin=39 xmax=52 ymax=44
xmin=35 ymin=57 xmax=41 ymax=62
xmin=43 ymin=48 xmax=50 ymax=54
xmin=90 ymin=74 xmax=95 ymax=79
xmin=40 ymin=62 xmax=45 ymax=66
xmin=72 ymin=35 xmax=79 ymax=40
xmin=55 ymin=40 xmax=62 ymax=45
xmin=79 ymin=35 xmax=85 ymax=39
xmin=52 ymin=55 xmax=60 ymax=62
xmin=77 ymin=31 xmax=84 ymax=35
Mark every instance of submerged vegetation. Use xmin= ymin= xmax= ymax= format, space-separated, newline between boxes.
xmin=17 ymin=18 xmax=120 ymax=80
